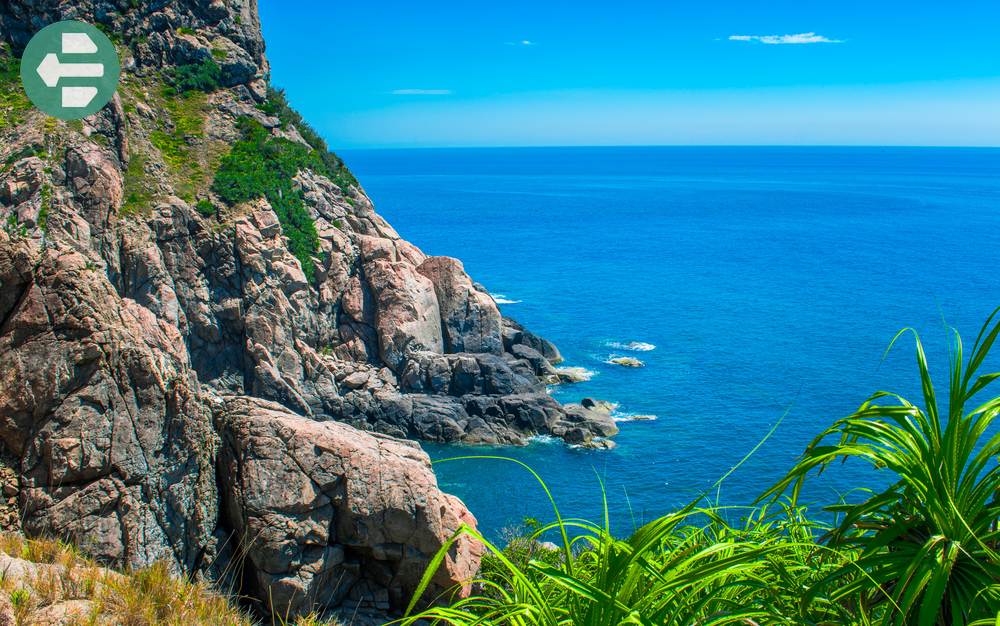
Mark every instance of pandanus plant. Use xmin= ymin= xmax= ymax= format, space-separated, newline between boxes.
xmin=763 ymin=307 xmax=1000 ymax=625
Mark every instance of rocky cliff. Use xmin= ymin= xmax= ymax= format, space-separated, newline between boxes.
xmin=0 ymin=0 xmax=615 ymax=620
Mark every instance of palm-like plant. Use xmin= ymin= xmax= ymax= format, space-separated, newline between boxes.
xmin=398 ymin=460 xmax=864 ymax=625
xmin=763 ymin=308 xmax=1000 ymax=625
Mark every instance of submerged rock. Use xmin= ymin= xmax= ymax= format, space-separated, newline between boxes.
xmin=609 ymin=356 xmax=645 ymax=368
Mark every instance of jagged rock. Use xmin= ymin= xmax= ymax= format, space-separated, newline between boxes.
xmin=417 ymin=256 xmax=502 ymax=354
xmin=508 ymin=343 xmax=561 ymax=382
xmin=0 ymin=234 xmax=217 ymax=572
xmin=610 ymin=356 xmax=644 ymax=367
xmin=216 ymin=396 xmax=480 ymax=616
xmin=503 ymin=317 xmax=563 ymax=364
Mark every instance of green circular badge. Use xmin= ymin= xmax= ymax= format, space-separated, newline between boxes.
xmin=19 ymin=20 xmax=121 ymax=120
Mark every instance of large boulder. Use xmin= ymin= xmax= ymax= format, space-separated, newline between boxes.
xmin=364 ymin=258 xmax=444 ymax=372
xmin=216 ymin=396 xmax=480 ymax=616
xmin=417 ymin=256 xmax=502 ymax=354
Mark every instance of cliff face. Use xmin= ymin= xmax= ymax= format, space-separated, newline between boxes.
xmin=0 ymin=0 xmax=615 ymax=619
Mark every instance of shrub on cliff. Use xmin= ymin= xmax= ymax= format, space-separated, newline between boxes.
xmin=259 ymin=87 xmax=359 ymax=193
xmin=211 ymin=117 xmax=321 ymax=279
xmin=169 ymin=58 xmax=222 ymax=94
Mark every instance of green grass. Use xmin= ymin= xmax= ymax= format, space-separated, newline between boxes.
xmin=402 ymin=309 xmax=1000 ymax=626
xmin=0 ymin=45 xmax=31 ymax=130
xmin=763 ymin=307 xmax=1000 ymax=625
xmin=149 ymin=89 xmax=208 ymax=202
xmin=121 ymin=151 xmax=154 ymax=216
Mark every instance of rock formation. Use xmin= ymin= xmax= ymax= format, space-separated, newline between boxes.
xmin=0 ymin=0 xmax=615 ymax=619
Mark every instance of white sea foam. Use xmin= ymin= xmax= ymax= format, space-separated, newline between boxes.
xmin=606 ymin=340 xmax=656 ymax=352
xmin=612 ymin=411 xmax=658 ymax=423
xmin=490 ymin=293 xmax=522 ymax=305
xmin=527 ymin=434 xmax=560 ymax=445
xmin=554 ymin=366 xmax=596 ymax=382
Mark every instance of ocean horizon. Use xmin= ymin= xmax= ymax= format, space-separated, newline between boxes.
xmin=341 ymin=145 xmax=1000 ymax=539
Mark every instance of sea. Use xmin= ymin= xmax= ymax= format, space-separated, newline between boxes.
xmin=340 ymin=146 xmax=1000 ymax=540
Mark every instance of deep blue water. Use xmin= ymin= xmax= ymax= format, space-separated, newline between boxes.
xmin=340 ymin=146 xmax=1000 ymax=540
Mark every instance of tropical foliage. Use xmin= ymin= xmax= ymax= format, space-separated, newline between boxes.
xmin=402 ymin=309 xmax=1000 ymax=626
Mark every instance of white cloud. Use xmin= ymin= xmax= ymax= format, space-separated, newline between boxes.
xmin=728 ymin=32 xmax=843 ymax=45
xmin=391 ymin=89 xmax=453 ymax=95
xmin=505 ymin=39 xmax=535 ymax=46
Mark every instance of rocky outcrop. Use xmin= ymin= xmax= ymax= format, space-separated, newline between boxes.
xmin=0 ymin=0 xmax=616 ymax=620
xmin=417 ymin=256 xmax=502 ymax=354
xmin=216 ymin=396 xmax=479 ymax=615
xmin=0 ymin=233 xmax=216 ymax=573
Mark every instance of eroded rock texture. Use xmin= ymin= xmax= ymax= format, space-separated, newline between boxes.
xmin=216 ymin=396 xmax=479 ymax=615
xmin=0 ymin=0 xmax=615 ymax=619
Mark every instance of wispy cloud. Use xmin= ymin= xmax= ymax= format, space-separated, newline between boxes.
xmin=390 ymin=89 xmax=453 ymax=95
xmin=728 ymin=32 xmax=843 ymax=45
xmin=505 ymin=39 xmax=535 ymax=46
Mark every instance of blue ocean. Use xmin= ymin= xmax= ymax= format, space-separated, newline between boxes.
xmin=341 ymin=146 xmax=1000 ymax=539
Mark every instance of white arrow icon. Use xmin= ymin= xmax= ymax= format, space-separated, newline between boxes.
xmin=34 ymin=32 xmax=106 ymax=108
xmin=36 ymin=53 xmax=104 ymax=88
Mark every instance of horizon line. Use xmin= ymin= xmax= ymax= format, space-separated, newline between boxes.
xmin=339 ymin=143 xmax=1000 ymax=151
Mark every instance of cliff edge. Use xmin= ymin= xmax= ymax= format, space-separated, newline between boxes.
xmin=0 ymin=0 xmax=615 ymax=619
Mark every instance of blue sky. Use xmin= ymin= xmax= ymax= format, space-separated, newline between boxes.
xmin=258 ymin=0 xmax=1000 ymax=148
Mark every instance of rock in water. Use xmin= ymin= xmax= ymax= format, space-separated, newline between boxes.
xmin=609 ymin=356 xmax=645 ymax=367
xmin=0 ymin=0 xmax=616 ymax=619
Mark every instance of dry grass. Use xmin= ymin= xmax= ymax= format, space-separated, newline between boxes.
xmin=0 ymin=533 xmax=253 ymax=625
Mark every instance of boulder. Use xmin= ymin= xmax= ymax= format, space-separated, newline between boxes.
xmin=417 ymin=256 xmax=503 ymax=354
xmin=364 ymin=259 xmax=444 ymax=372
xmin=502 ymin=317 xmax=563 ymax=364
xmin=216 ymin=396 xmax=480 ymax=616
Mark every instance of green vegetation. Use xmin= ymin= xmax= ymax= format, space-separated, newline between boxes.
xmin=169 ymin=58 xmax=222 ymax=95
xmin=176 ymin=26 xmax=197 ymax=36
xmin=258 ymin=87 xmax=358 ymax=193
xmin=195 ymin=198 xmax=216 ymax=217
xmin=149 ymin=88 xmax=208 ymax=201
xmin=3 ymin=214 xmax=28 ymax=239
xmin=121 ymin=151 xmax=154 ymax=217
xmin=94 ymin=22 xmax=123 ymax=46
xmin=404 ymin=310 xmax=1000 ymax=626
xmin=37 ymin=184 xmax=51 ymax=234
xmin=0 ymin=45 xmax=31 ymax=130
xmin=212 ymin=117 xmax=322 ymax=279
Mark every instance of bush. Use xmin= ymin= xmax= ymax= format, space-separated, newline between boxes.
xmin=211 ymin=117 xmax=321 ymax=279
xmin=171 ymin=58 xmax=222 ymax=94
xmin=258 ymin=87 xmax=359 ymax=192
xmin=195 ymin=199 xmax=215 ymax=217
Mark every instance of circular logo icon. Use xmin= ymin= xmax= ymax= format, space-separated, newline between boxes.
xmin=19 ymin=20 xmax=120 ymax=120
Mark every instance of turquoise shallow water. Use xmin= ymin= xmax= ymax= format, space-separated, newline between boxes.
xmin=341 ymin=146 xmax=1000 ymax=540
